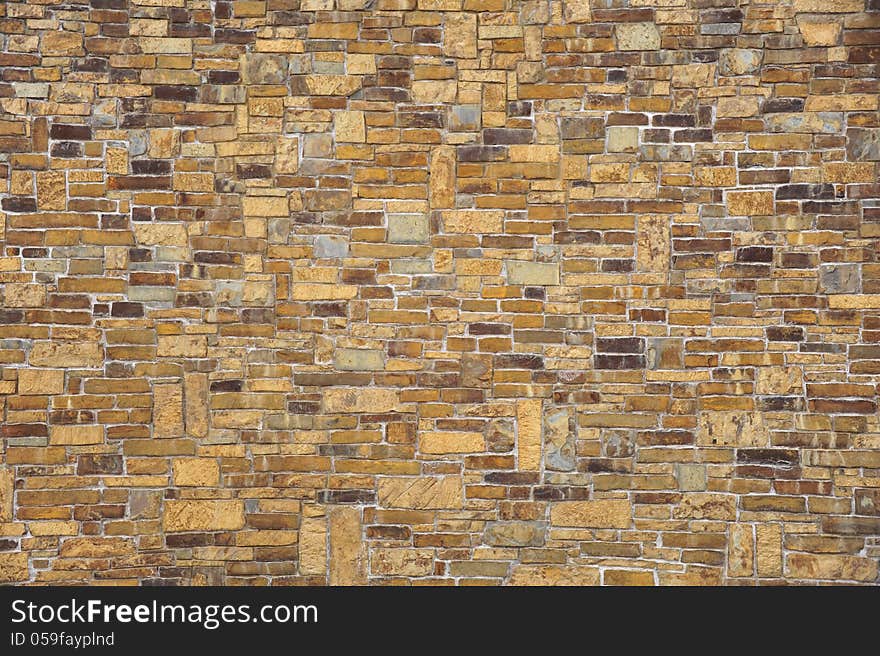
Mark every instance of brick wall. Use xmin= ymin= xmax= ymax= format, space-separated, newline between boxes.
xmin=1 ymin=0 xmax=879 ymax=585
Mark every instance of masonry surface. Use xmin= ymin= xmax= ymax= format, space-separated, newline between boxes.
xmin=1 ymin=0 xmax=879 ymax=586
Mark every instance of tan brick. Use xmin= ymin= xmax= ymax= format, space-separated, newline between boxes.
xmin=163 ymin=500 xmax=245 ymax=532
xmin=506 ymin=261 xmax=559 ymax=286
xmin=36 ymin=171 xmax=66 ymax=211
xmin=154 ymin=383 xmax=184 ymax=438
xmin=378 ymin=476 xmax=463 ymax=509
xmin=184 ymin=373 xmax=209 ymax=438
xmin=4 ymin=283 xmax=46 ymax=308
xmin=756 ymin=524 xmax=783 ymax=577
xmin=292 ymin=284 xmax=358 ymax=300
xmin=615 ymin=22 xmax=661 ymax=51
xmin=550 ymin=500 xmax=632 ymax=528
xmin=0 ymin=469 xmax=13 ymax=523
xmin=429 ymin=146 xmax=456 ymax=209
xmin=444 ymin=12 xmax=477 ymax=58
xmin=172 ymin=458 xmax=220 ymax=486
xmin=371 ymin=548 xmax=434 ymax=577
xmin=420 ymin=431 xmax=484 ymax=454
xmin=443 ymin=210 xmax=504 ymax=233
xmin=299 ymin=515 xmax=327 ymax=576
xmin=786 ymin=553 xmax=878 ymax=582
xmin=329 ymin=506 xmax=366 ymax=585
xmin=0 ymin=553 xmax=29 ymax=583
xmin=50 ymin=425 xmax=103 ymax=445
xmin=323 ymin=388 xmax=400 ymax=413
xmin=157 ymin=335 xmax=207 ymax=358
xmin=516 ymin=399 xmax=542 ymax=471
xmin=727 ymin=191 xmax=774 ymax=216
xmin=698 ymin=411 xmax=769 ymax=447
xmin=509 ymin=565 xmax=600 ymax=586
xmin=334 ymin=110 xmax=365 ymax=143
xmin=728 ymin=524 xmax=754 ymax=578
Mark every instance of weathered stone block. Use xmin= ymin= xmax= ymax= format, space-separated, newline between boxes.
xmin=606 ymin=126 xmax=639 ymax=153
xmin=615 ymin=23 xmax=661 ymax=51
xmin=506 ymin=261 xmax=559 ymax=286
xmin=335 ymin=110 xmax=365 ymax=143
xmin=377 ymin=476 xmax=463 ymax=509
xmin=544 ymin=408 xmax=575 ymax=471
xmin=163 ymin=500 xmax=245 ymax=532
xmin=550 ymin=500 xmax=632 ymax=528
xmin=371 ymin=548 xmax=434 ymax=577
xmin=483 ymin=521 xmax=547 ymax=547
xmin=387 ymin=214 xmax=430 ymax=244
xmin=335 ymin=348 xmax=385 ymax=371
xmin=698 ymin=412 xmax=769 ymax=447
xmin=719 ymin=49 xmax=763 ymax=76
xmin=173 ymin=458 xmax=220 ymax=487
xmin=727 ymin=191 xmax=774 ymax=216
xmin=50 ymin=425 xmax=103 ymax=445
xmin=242 ymin=54 xmax=289 ymax=84
xmin=30 ymin=342 xmax=103 ymax=368
xmin=323 ymin=388 xmax=399 ymax=413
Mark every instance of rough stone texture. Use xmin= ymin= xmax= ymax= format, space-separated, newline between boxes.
xmin=387 ymin=214 xmax=430 ymax=244
xmin=719 ymin=49 xmax=763 ymax=76
xmin=544 ymin=408 xmax=575 ymax=471
xmin=163 ymin=500 xmax=245 ymax=533
xmin=615 ymin=23 xmax=662 ymax=51
xmin=1 ymin=0 xmax=879 ymax=588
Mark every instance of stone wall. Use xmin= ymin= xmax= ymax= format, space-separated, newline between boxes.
xmin=1 ymin=0 xmax=879 ymax=585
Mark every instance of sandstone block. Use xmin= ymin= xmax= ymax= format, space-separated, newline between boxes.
xmin=0 ymin=553 xmax=29 ymax=583
xmin=429 ymin=146 xmax=456 ymax=209
xmin=727 ymin=191 xmax=774 ymax=216
xmin=797 ymin=18 xmax=842 ymax=46
xmin=615 ymin=23 xmax=661 ymax=51
xmin=242 ymin=54 xmax=289 ymax=84
xmin=606 ymin=126 xmax=639 ymax=153
xmin=506 ymin=261 xmax=559 ymax=286
xmin=335 ymin=110 xmax=365 ymax=143
xmin=786 ymin=553 xmax=878 ymax=582
xmin=157 ymin=335 xmax=207 ymax=358
xmin=371 ymin=548 xmax=434 ymax=577
xmin=292 ymin=284 xmax=358 ymax=300
xmin=299 ymin=515 xmax=327 ymax=576
xmin=444 ymin=13 xmax=477 ymax=58
xmin=378 ymin=476 xmax=463 ymax=509
xmin=173 ymin=458 xmax=220 ymax=487
xmin=719 ymin=49 xmax=763 ymax=76
xmin=163 ymin=500 xmax=245 ymax=532
xmin=0 ymin=469 xmax=13 ymax=522
xmin=329 ymin=506 xmax=366 ymax=585
xmin=50 ymin=425 xmax=103 ymax=445
xmin=323 ymin=388 xmax=399 ymax=413
xmin=30 ymin=342 xmax=103 ymax=368
xmin=484 ymin=521 xmax=546 ymax=547
xmin=335 ymin=348 xmax=385 ymax=371
xmin=756 ymin=367 xmax=803 ymax=396
xmin=420 ymin=431 xmax=484 ymax=454
xmin=387 ymin=214 xmax=430 ymax=244
xmin=698 ymin=411 xmax=769 ymax=447
xmin=36 ymin=171 xmax=66 ymax=211
xmin=134 ymin=223 xmax=188 ymax=247
xmin=4 ymin=283 xmax=46 ymax=308
xmin=443 ymin=210 xmax=504 ymax=233
xmin=550 ymin=500 xmax=632 ymax=528
xmin=676 ymin=464 xmax=707 ymax=492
